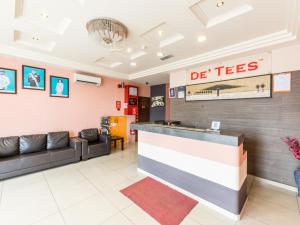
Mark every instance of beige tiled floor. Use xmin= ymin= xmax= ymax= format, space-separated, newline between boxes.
xmin=0 ymin=144 xmax=299 ymax=225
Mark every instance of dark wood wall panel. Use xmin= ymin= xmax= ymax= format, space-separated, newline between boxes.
xmin=170 ymin=72 xmax=300 ymax=186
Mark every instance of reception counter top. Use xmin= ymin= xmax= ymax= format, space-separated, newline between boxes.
xmin=131 ymin=123 xmax=247 ymax=221
xmin=130 ymin=123 xmax=244 ymax=146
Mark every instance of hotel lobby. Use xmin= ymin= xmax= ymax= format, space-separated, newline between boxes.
xmin=0 ymin=0 xmax=300 ymax=225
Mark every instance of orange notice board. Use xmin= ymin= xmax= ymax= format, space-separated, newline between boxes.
xmin=109 ymin=116 xmax=127 ymax=144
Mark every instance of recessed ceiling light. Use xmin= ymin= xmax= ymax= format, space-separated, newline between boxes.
xmin=127 ymin=48 xmax=132 ymax=53
xmin=40 ymin=12 xmax=48 ymax=19
xmin=158 ymin=30 xmax=163 ymax=37
xmin=216 ymin=1 xmax=224 ymax=7
xmin=130 ymin=62 xmax=136 ymax=66
xmin=157 ymin=52 xmax=164 ymax=57
xmin=197 ymin=35 xmax=207 ymax=43
xmin=32 ymin=36 xmax=40 ymax=41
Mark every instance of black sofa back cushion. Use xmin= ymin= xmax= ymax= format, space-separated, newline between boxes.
xmin=47 ymin=131 xmax=69 ymax=150
xmin=0 ymin=136 xmax=19 ymax=158
xmin=80 ymin=128 xmax=99 ymax=143
xmin=20 ymin=134 xmax=47 ymax=154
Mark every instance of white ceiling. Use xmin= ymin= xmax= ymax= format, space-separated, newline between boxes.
xmin=0 ymin=0 xmax=299 ymax=81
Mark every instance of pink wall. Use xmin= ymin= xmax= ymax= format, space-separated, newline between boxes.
xmin=0 ymin=55 xmax=149 ymax=137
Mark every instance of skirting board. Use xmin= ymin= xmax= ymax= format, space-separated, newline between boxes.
xmin=137 ymin=168 xmax=247 ymax=221
xmin=249 ymin=175 xmax=298 ymax=193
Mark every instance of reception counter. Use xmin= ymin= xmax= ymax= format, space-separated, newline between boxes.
xmin=130 ymin=123 xmax=247 ymax=220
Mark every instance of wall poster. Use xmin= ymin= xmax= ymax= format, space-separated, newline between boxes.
xmin=186 ymin=75 xmax=272 ymax=101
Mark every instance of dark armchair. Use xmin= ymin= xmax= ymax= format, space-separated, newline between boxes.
xmin=78 ymin=128 xmax=111 ymax=160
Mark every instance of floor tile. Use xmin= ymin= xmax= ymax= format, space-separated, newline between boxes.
xmin=61 ymin=194 xmax=118 ymax=225
xmin=50 ymin=179 xmax=98 ymax=210
xmin=3 ymin=173 xmax=44 ymax=192
xmin=236 ymin=215 xmax=267 ymax=225
xmin=122 ymin=204 xmax=160 ymax=225
xmin=30 ymin=213 xmax=65 ymax=225
xmin=180 ymin=217 xmax=201 ymax=225
xmin=100 ymin=212 xmax=133 ymax=225
xmin=188 ymin=204 xmax=235 ymax=225
xmin=44 ymin=167 xmax=85 ymax=188
xmin=0 ymin=193 xmax=58 ymax=225
xmin=243 ymin=197 xmax=300 ymax=225
xmin=249 ymin=180 xmax=299 ymax=211
xmin=1 ymin=178 xmax=51 ymax=207
xmin=0 ymin=181 xmax=3 ymax=204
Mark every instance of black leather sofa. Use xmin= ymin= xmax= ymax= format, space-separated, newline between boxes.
xmin=0 ymin=131 xmax=81 ymax=180
xmin=78 ymin=128 xmax=111 ymax=160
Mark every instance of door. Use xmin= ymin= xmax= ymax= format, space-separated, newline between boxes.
xmin=138 ymin=97 xmax=150 ymax=122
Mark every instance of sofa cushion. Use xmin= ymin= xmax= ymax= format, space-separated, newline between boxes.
xmin=49 ymin=147 xmax=75 ymax=163
xmin=0 ymin=136 xmax=19 ymax=158
xmin=0 ymin=155 xmax=21 ymax=174
xmin=47 ymin=131 xmax=69 ymax=150
xmin=80 ymin=128 xmax=99 ymax=143
xmin=20 ymin=151 xmax=50 ymax=169
xmin=20 ymin=134 xmax=47 ymax=155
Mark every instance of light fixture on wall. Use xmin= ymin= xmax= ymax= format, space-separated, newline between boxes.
xmin=86 ymin=18 xmax=128 ymax=48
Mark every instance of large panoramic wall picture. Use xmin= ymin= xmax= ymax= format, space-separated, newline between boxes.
xmin=186 ymin=74 xmax=272 ymax=101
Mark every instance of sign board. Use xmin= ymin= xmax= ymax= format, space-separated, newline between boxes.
xmin=187 ymin=53 xmax=272 ymax=85
xmin=273 ymin=73 xmax=291 ymax=93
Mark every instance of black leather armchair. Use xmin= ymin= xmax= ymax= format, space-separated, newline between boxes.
xmin=78 ymin=128 xmax=111 ymax=160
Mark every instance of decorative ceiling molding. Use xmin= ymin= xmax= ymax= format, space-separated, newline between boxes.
xmin=0 ymin=44 xmax=127 ymax=79
xmin=129 ymin=0 xmax=299 ymax=80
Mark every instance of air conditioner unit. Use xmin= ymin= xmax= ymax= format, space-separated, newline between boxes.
xmin=74 ymin=73 xmax=102 ymax=86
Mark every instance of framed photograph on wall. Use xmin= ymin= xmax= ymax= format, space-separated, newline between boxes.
xmin=22 ymin=65 xmax=46 ymax=90
xmin=186 ymin=75 xmax=272 ymax=101
xmin=50 ymin=76 xmax=69 ymax=98
xmin=0 ymin=68 xmax=17 ymax=94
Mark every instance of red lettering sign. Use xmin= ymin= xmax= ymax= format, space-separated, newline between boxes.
xmin=248 ymin=61 xmax=258 ymax=71
xmin=190 ymin=60 xmax=260 ymax=81
xmin=191 ymin=72 xmax=199 ymax=80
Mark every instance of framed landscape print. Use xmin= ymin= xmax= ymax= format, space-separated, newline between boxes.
xmin=0 ymin=68 xmax=17 ymax=94
xmin=50 ymin=76 xmax=69 ymax=98
xmin=22 ymin=65 xmax=46 ymax=90
xmin=186 ymin=75 xmax=272 ymax=101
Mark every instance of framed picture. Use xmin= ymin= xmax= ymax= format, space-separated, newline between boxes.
xmin=50 ymin=76 xmax=69 ymax=98
xmin=186 ymin=75 xmax=272 ymax=101
xmin=22 ymin=65 xmax=46 ymax=90
xmin=151 ymin=96 xmax=165 ymax=107
xmin=169 ymin=88 xmax=176 ymax=98
xmin=0 ymin=68 xmax=17 ymax=94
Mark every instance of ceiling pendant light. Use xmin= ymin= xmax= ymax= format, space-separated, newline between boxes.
xmin=86 ymin=18 xmax=128 ymax=49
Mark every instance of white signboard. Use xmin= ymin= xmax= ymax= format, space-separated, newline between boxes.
xmin=187 ymin=53 xmax=272 ymax=85
xmin=273 ymin=73 xmax=291 ymax=92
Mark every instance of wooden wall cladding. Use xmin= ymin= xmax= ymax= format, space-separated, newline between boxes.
xmin=170 ymin=72 xmax=300 ymax=186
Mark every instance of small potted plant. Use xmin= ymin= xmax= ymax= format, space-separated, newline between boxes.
xmin=282 ymin=137 xmax=300 ymax=197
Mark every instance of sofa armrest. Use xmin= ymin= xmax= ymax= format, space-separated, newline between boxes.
xmin=76 ymin=137 xmax=89 ymax=160
xmin=99 ymin=134 xmax=111 ymax=155
xmin=70 ymin=137 xmax=82 ymax=160
xmin=99 ymin=134 xmax=111 ymax=144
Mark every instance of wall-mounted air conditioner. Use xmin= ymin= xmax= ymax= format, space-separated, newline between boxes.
xmin=74 ymin=73 xmax=102 ymax=86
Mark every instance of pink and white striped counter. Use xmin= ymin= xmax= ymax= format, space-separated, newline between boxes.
xmin=131 ymin=123 xmax=247 ymax=221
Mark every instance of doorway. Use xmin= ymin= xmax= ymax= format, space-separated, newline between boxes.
xmin=138 ymin=96 xmax=150 ymax=122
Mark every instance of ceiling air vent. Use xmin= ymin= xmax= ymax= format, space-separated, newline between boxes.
xmin=160 ymin=54 xmax=174 ymax=61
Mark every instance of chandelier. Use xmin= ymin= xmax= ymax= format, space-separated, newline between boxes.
xmin=86 ymin=18 xmax=128 ymax=48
